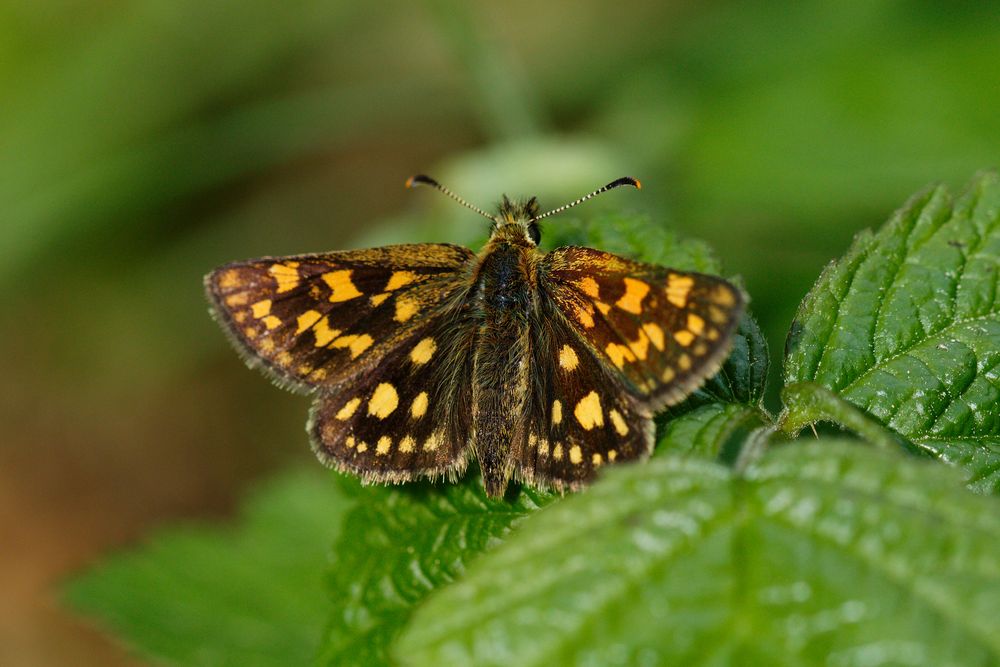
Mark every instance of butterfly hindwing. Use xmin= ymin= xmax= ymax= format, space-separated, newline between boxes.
xmin=539 ymin=246 xmax=745 ymax=409
xmin=308 ymin=309 xmax=476 ymax=483
xmin=204 ymin=244 xmax=475 ymax=393
xmin=517 ymin=307 xmax=655 ymax=491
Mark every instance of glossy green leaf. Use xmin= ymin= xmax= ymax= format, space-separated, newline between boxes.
xmin=785 ymin=172 xmax=1000 ymax=491
xmin=397 ymin=441 xmax=1000 ymax=667
xmin=656 ymin=402 xmax=767 ymax=461
xmin=319 ymin=477 xmax=553 ymax=666
xmin=65 ymin=469 xmax=349 ymax=667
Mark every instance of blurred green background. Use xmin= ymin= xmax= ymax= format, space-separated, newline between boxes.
xmin=2 ymin=1 xmax=999 ymax=664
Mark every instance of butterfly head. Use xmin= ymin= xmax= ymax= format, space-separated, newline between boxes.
xmin=493 ymin=195 xmax=542 ymax=245
xmin=406 ymin=175 xmax=641 ymax=248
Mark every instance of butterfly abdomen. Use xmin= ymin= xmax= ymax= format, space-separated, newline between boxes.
xmin=471 ymin=243 xmax=535 ymax=496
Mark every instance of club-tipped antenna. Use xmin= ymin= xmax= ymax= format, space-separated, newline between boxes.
xmin=406 ymin=174 xmax=496 ymax=222
xmin=531 ymin=176 xmax=641 ymax=222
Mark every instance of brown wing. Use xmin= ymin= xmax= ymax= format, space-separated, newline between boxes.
xmin=516 ymin=301 xmax=655 ymax=492
xmin=538 ymin=246 xmax=745 ymax=410
xmin=307 ymin=312 xmax=474 ymax=485
xmin=204 ymin=243 xmax=475 ymax=394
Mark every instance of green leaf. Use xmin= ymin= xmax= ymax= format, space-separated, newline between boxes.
xmin=396 ymin=441 xmax=1000 ymax=667
xmin=656 ymin=402 xmax=767 ymax=462
xmin=781 ymin=382 xmax=926 ymax=457
xmin=319 ymin=477 xmax=553 ymax=666
xmin=65 ymin=469 xmax=350 ymax=667
xmin=544 ymin=210 xmax=722 ymax=274
xmin=784 ymin=172 xmax=1000 ymax=491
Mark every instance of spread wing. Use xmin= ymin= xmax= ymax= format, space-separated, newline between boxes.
xmin=516 ymin=302 xmax=655 ymax=491
xmin=518 ymin=246 xmax=745 ymax=490
xmin=205 ymin=243 xmax=478 ymax=484
xmin=539 ymin=246 xmax=745 ymax=408
xmin=204 ymin=243 xmax=475 ymax=393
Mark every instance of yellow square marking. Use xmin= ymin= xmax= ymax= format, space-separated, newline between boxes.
xmin=269 ymin=262 xmax=300 ymax=293
xmin=528 ymin=433 xmax=537 ymax=447
xmin=574 ymin=391 xmax=604 ymax=430
xmin=251 ymin=299 xmax=272 ymax=318
xmin=642 ymin=322 xmax=665 ymax=351
xmin=687 ymin=313 xmax=706 ymax=335
xmin=661 ymin=367 xmax=676 ymax=382
xmin=577 ymin=276 xmax=600 ymax=298
xmin=552 ymin=443 xmax=564 ymax=460
xmin=592 ymin=453 xmax=603 ymax=466
xmin=368 ymin=383 xmax=399 ymax=419
xmin=575 ymin=305 xmax=595 ymax=328
xmin=335 ymin=397 xmax=361 ymax=420
xmin=551 ymin=399 xmax=563 ymax=425
xmin=569 ymin=445 xmax=583 ymax=465
xmin=423 ymin=432 xmax=441 ymax=451
xmin=376 ymin=436 xmax=392 ymax=455
xmin=259 ymin=338 xmax=274 ymax=352
xmin=385 ymin=271 xmax=418 ymax=291
xmin=356 ymin=442 xmax=369 ymax=453
xmin=411 ymin=391 xmax=429 ymax=419
xmin=394 ymin=296 xmax=419 ymax=322
xmin=609 ymin=409 xmax=629 ymax=436
xmin=322 ymin=270 xmax=363 ymax=302
xmin=707 ymin=327 xmax=720 ymax=341
xmin=275 ymin=351 xmax=293 ymax=366
xmin=628 ymin=328 xmax=650 ymax=361
xmin=297 ymin=364 xmax=313 ymax=375
xmin=616 ymin=278 xmax=650 ymax=314
xmin=595 ymin=301 xmax=611 ymax=315
xmin=714 ymin=285 xmax=736 ymax=307
xmin=310 ymin=368 xmax=327 ymax=381
xmin=538 ymin=439 xmax=550 ymax=456
xmin=370 ymin=293 xmax=390 ymax=307
xmin=665 ymin=274 xmax=694 ymax=307
xmin=345 ymin=436 xmax=356 ymax=449
xmin=225 ymin=292 xmax=249 ymax=307
xmin=400 ymin=435 xmax=416 ymax=453
xmin=674 ymin=329 xmax=695 ymax=346
xmin=605 ymin=342 xmax=636 ymax=368
xmin=331 ymin=334 xmax=374 ymax=358
xmin=678 ymin=354 xmax=692 ymax=371
xmin=234 ymin=312 xmax=248 ymax=324
xmin=608 ymin=449 xmax=617 ymax=462
xmin=313 ymin=317 xmax=341 ymax=347
xmin=410 ymin=337 xmax=437 ymax=365
xmin=262 ymin=315 xmax=282 ymax=330
xmin=559 ymin=345 xmax=578 ymax=371
xmin=219 ymin=269 xmax=240 ymax=289
xmin=296 ymin=309 xmax=323 ymax=335
xmin=708 ymin=305 xmax=729 ymax=324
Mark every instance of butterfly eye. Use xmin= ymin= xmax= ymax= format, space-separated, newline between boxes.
xmin=527 ymin=221 xmax=541 ymax=244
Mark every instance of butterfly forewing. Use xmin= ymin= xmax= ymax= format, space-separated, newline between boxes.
xmin=204 ymin=244 xmax=475 ymax=393
xmin=539 ymin=246 xmax=745 ymax=409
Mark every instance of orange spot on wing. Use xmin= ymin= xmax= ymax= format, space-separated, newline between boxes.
xmin=616 ymin=278 xmax=649 ymax=314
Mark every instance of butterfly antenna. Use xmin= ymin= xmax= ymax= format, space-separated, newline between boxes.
xmin=531 ymin=176 xmax=641 ymax=222
xmin=406 ymin=174 xmax=496 ymax=222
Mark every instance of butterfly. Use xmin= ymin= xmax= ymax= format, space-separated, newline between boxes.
xmin=205 ymin=176 xmax=745 ymax=498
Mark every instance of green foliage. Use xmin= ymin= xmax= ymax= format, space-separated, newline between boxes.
xmin=68 ymin=174 xmax=1000 ymax=665
xmin=785 ymin=172 xmax=1000 ymax=492
xmin=319 ymin=478 xmax=553 ymax=666
xmin=65 ymin=469 xmax=349 ymax=667
xmin=397 ymin=441 xmax=1000 ymax=666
